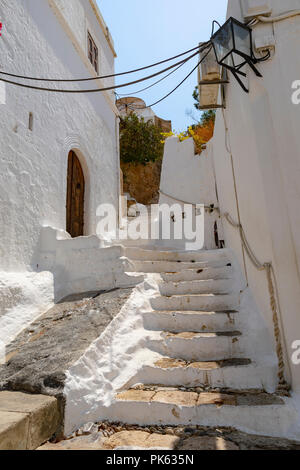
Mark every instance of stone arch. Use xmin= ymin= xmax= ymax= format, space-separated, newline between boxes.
xmin=61 ymin=135 xmax=93 ymax=236
xmin=66 ymin=150 xmax=85 ymax=237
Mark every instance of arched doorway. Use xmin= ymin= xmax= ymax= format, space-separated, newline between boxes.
xmin=66 ymin=151 xmax=85 ymax=238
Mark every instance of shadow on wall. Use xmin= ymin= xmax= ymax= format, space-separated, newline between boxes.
xmin=0 ymin=227 xmax=142 ymax=348
xmin=32 ymin=226 xmax=138 ymax=303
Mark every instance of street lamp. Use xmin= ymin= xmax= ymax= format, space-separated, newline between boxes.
xmin=211 ymin=17 xmax=263 ymax=93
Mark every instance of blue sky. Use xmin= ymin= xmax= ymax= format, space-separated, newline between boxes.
xmin=97 ymin=0 xmax=228 ymax=131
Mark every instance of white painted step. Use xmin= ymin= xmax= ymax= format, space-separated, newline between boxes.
xmin=148 ymin=331 xmax=244 ymax=362
xmin=124 ymin=248 xmax=230 ymax=263
xmin=151 ymin=293 xmax=240 ymax=312
xmin=159 ymin=279 xmax=234 ymax=296
xmin=113 ymin=239 xmax=153 ymax=248
xmin=126 ymin=259 xmax=232 ymax=273
xmin=161 ymin=266 xmax=234 ymax=282
xmin=128 ymin=357 xmax=277 ymax=392
xmin=143 ymin=310 xmax=237 ymax=333
xmin=112 ymin=390 xmax=292 ymax=439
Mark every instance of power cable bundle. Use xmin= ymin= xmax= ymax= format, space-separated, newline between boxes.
xmin=0 ymin=41 xmax=212 ymax=107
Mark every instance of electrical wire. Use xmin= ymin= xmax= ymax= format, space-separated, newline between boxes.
xmin=256 ymin=10 xmax=300 ymax=23
xmin=0 ymin=49 xmax=201 ymax=94
xmin=116 ymin=42 xmax=212 ymax=98
xmin=116 ymin=59 xmax=191 ymax=97
xmin=0 ymin=43 xmax=209 ymax=83
xmin=256 ymin=50 xmax=271 ymax=62
xmin=246 ymin=18 xmax=259 ymax=26
xmin=128 ymin=46 xmax=213 ymax=110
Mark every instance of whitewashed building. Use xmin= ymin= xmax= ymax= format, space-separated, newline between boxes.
xmin=0 ymin=0 xmax=136 ymax=343
xmin=160 ymin=0 xmax=300 ymax=402
xmin=2 ymin=0 xmax=300 ymax=444
xmin=0 ymin=0 xmax=120 ymax=268
xmin=211 ymin=0 xmax=300 ymax=395
xmin=116 ymin=96 xmax=172 ymax=132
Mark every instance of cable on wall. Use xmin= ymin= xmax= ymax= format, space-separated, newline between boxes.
xmin=256 ymin=10 xmax=300 ymax=23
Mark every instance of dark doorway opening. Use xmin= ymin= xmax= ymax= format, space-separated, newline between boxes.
xmin=66 ymin=151 xmax=85 ymax=238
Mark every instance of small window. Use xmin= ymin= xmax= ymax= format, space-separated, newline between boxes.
xmin=28 ymin=112 xmax=34 ymax=131
xmin=88 ymin=32 xmax=98 ymax=73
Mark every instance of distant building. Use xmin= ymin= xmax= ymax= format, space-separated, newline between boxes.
xmin=116 ymin=97 xmax=172 ymax=132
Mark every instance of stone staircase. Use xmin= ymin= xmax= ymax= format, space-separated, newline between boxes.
xmin=107 ymin=247 xmax=294 ymax=435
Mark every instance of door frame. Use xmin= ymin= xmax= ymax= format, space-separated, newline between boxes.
xmin=66 ymin=150 xmax=86 ymax=238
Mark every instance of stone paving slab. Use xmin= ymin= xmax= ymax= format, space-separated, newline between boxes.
xmin=38 ymin=433 xmax=106 ymax=451
xmin=102 ymin=431 xmax=180 ymax=450
xmin=0 ymin=410 xmax=29 ymax=450
xmin=154 ymin=357 xmax=252 ymax=370
xmin=153 ymin=391 xmax=198 ymax=406
xmin=0 ymin=288 xmax=133 ymax=398
xmin=0 ymin=391 xmax=59 ymax=450
xmin=117 ymin=388 xmax=285 ymax=408
xmin=177 ymin=435 xmax=239 ymax=450
xmin=117 ymin=390 xmax=156 ymax=402
xmin=0 ymin=288 xmax=133 ymax=442
xmin=38 ymin=425 xmax=300 ymax=450
xmin=196 ymin=392 xmax=237 ymax=406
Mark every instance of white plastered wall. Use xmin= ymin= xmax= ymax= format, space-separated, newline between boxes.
xmin=0 ymin=0 xmax=123 ymax=341
xmin=211 ymin=0 xmax=300 ymax=391
xmin=0 ymin=0 xmax=119 ymax=271
xmin=159 ymin=136 xmax=221 ymax=250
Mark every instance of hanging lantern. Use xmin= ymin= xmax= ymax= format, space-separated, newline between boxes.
xmin=198 ymin=46 xmax=221 ymax=108
xmin=211 ymin=17 xmax=263 ymax=93
xmin=197 ymin=43 xmax=228 ymax=109
xmin=199 ymin=43 xmax=221 ymax=82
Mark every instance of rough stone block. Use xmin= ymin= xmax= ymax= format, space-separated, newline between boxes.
xmin=153 ymin=391 xmax=198 ymax=406
xmin=0 ymin=392 xmax=60 ymax=450
xmin=0 ymin=410 xmax=29 ymax=450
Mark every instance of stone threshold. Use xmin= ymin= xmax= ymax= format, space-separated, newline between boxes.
xmin=0 ymin=391 xmax=60 ymax=450
xmin=116 ymin=389 xmax=285 ymax=407
xmin=154 ymin=357 xmax=252 ymax=370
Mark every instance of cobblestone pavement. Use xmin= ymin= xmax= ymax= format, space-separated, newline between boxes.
xmin=39 ymin=422 xmax=300 ymax=450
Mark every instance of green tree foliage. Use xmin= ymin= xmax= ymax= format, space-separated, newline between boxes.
xmin=120 ymin=114 xmax=164 ymax=165
xmin=199 ymin=109 xmax=216 ymax=126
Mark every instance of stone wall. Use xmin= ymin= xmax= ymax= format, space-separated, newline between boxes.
xmin=121 ymin=160 xmax=162 ymax=205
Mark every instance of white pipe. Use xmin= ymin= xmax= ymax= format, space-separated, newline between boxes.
xmin=257 ymin=10 xmax=300 ymax=23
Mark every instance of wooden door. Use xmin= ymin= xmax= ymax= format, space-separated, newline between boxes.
xmin=66 ymin=151 xmax=85 ymax=238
